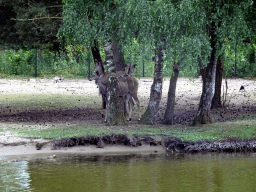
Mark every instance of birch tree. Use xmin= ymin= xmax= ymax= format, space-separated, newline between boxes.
xmin=59 ymin=0 xmax=136 ymax=125
xmin=192 ymin=0 xmax=252 ymax=125
xmin=126 ymin=0 xmax=207 ymax=124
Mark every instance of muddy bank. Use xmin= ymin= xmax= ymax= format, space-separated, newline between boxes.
xmin=52 ymin=134 xmax=162 ymax=149
xmin=163 ymin=137 xmax=256 ymax=153
xmin=1 ymin=134 xmax=256 ymax=159
xmin=47 ymin=134 xmax=256 ymax=153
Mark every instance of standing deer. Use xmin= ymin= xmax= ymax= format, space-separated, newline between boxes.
xmin=122 ymin=64 xmax=137 ymax=118
xmin=126 ymin=64 xmax=137 ymax=75
xmin=91 ymin=60 xmax=141 ymax=122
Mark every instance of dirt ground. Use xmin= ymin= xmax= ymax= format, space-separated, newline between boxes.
xmin=0 ymin=143 xmax=165 ymax=161
xmin=0 ymin=76 xmax=255 ymax=125
xmin=0 ymin=77 xmax=255 ymax=158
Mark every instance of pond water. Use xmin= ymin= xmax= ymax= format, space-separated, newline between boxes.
xmin=1 ymin=152 xmax=256 ymax=192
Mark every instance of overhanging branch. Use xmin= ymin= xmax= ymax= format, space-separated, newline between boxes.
xmin=46 ymin=5 xmax=62 ymax=8
xmin=11 ymin=17 xmax=63 ymax=21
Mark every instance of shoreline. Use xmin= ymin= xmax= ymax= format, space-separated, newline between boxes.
xmin=0 ymin=141 xmax=165 ymax=161
xmin=1 ymin=134 xmax=256 ymax=161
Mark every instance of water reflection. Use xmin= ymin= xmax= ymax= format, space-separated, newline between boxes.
xmin=0 ymin=160 xmax=31 ymax=191
xmin=0 ymin=152 xmax=256 ymax=192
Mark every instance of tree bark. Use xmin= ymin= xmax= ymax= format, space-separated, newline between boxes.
xmin=211 ymin=54 xmax=223 ymax=109
xmin=91 ymin=40 xmax=106 ymax=112
xmin=91 ymin=40 xmax=102 ymax=63
xmin=104 ymin=40 xmax=125 ymax=125
xmin=112 ymin=37 xmax=128 ymax=115
xmin=139 ymin=44 xmax=164 ymax=125
xmin=192 ymin=22 xmax=217 ymax=126
xmin=112 ymin=38 xmax=125 ymax=72
xmin=162 ymin=61 xmax=180 ymax=125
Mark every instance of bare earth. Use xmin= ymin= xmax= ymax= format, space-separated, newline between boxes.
xmin=0 ymin=77 xmax=255 ymax=159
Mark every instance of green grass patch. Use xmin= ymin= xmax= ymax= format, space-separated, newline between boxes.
xmin=171 ymin=119 xmax=256 ymax=141
xmin=0 ymin=94 xmax=101 ymax=114
xmin=10 ymin=124 xmax=170 ymax=139
xmin=3 ymin=118 xmax=255 ymax=142
xmin=13 ymin=126 xmax=122 ymax=139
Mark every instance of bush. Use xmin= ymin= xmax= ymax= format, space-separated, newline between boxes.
xmin=0 ymin=49 xmax=33 ymax=76
xmin=0 ymin=42 xmax=255 ymax=79
xmin=0 ymin=48 xmax=94 ymax=78
xmin=223 ymin=43 xmax=256 ymax=77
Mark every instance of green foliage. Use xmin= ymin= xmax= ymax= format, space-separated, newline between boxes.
xmin=0 ymin=0 xmax=63 ymax=49
xmin=59 ymin=0 xmax=256 ymax=81
xmin=123 ymin=40 xmax=155 ymax=77
xmin=59 ymin=0 xmax=112 ymax=45
xmin=1 ymin=49 xmax=34 ymax=76
xmin=1 ymin=0 xmax=255 ymax=79
xmin=1 ymin=40 xmax=255 ymax=78
xmin=0 ymin=0 xmax=62 ymax=49
xmin=223 ymin=43 xmax=256 ymax=77
xmin=0 ymin=48 xmax=94 ymax=78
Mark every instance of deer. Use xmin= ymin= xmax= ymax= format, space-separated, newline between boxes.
xmin=90 ymin=60 xmax=141 ymax=122
xmin=126 ymin=64 xmax=137 ymax=75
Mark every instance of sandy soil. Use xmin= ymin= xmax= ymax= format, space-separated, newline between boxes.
xmin=0 ymin=77 xmax=255 ymax=158
xmin=0 ymin=142 xmax=164 ymax=161
xmin=0 ymin=77 xmax=255 ymax=124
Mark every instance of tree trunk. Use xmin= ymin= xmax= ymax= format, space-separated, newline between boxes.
xmin=192 ymin=23 xmax=217 ymax=126
xmin=211 ymin=54 xmax=223 ymax=108
xmin=112 ymin=38 xmax=125 ymax=72
xmin=91 ymin=40 xmax=106 ymax=112
xmin=91 ymin=40 xmax=103 ymax=63
xmin=139 ymin=45 xmax=164 ymax=125
xmin=112 ymin=37 xmax=128 ymax=115
xmin=104 ymin=40 xmax=125 ymax=125
xmin=162 ymin=62 xmax=180 ymax=125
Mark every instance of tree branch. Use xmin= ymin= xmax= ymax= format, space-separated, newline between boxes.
xmin=11 ymin=17 xmax=63 ymax=21
xmin=46 ymin=5 xmax=62 ymax=8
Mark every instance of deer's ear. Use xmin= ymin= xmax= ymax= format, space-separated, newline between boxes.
xmin=133 ymin=64 xmax=137 ymax=68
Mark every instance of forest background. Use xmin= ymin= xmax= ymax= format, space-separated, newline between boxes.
xmin=0 ymin=0 xmax=255 ymax=79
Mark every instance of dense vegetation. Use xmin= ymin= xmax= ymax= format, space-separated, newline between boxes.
xmin=0 ymin=0 xmax=255 ymax=79
xmin=0 ymin=41 xmax=255 ymax=78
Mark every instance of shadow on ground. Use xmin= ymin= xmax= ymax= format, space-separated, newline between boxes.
xmin=0 ymin=105 xmax=255 ymax=125
xmin=0 ymin=107 xmax=102 ymax=124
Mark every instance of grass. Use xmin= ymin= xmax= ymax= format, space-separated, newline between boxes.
xmin=0 ymin=94 xmax=101 ymax=114
xmin=2 ymin=118 xmax=255 ymax=142
xmin=170 ymin=119 xmax=256 ymax=141
xmin=0 ymin=92 xmax=255 ymax=142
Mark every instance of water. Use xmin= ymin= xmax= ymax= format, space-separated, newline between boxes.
xmin=1 ymin=152 xmax=256 ymax=192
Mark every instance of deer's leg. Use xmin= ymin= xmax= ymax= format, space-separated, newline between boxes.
xmin=125 ymin=96 xmax=132 ymax=121
xmin=128 ymin=95 xmax=135 ymax=121
xmin=104 ymin=105 xmax=108 ymax=123
xmin=102 ymin=95 xmax=106 ymax=118
xmin=103 ymin=95 xmax=108 ymax=123
xmin=132 ymin=94 xmax=141 ymax=121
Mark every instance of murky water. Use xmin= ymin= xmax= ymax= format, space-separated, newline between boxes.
xmin=1 ymin=152 xmax=256 ymax=192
